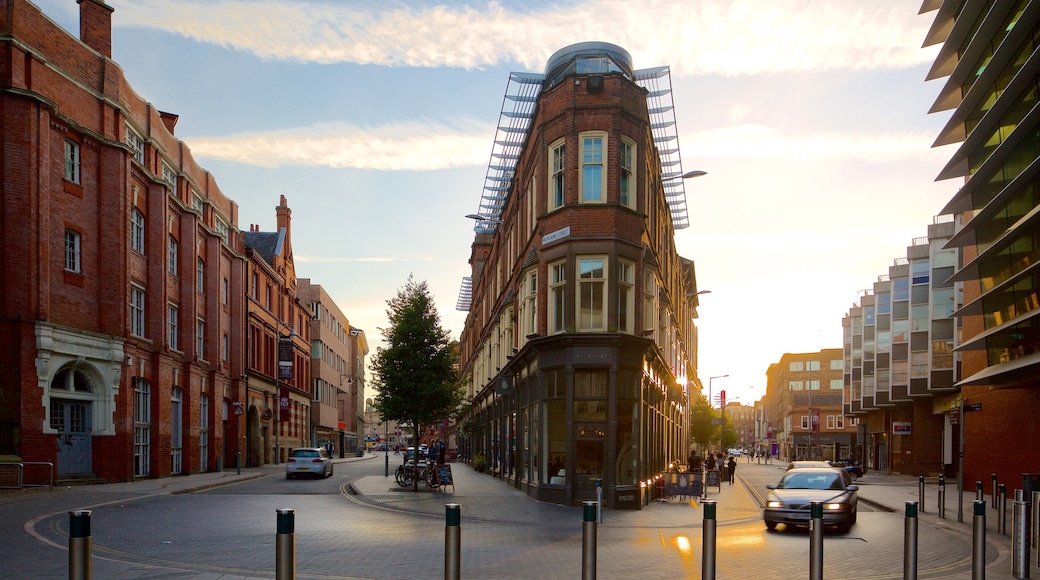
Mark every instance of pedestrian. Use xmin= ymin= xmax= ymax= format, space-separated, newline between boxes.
xmin=688 ymin=449 xmax=701 ymax=472
xmin=727 ymin=456 xmax=737 ymax=485
xmin=705 ymin=453 xmax=716 ymax=471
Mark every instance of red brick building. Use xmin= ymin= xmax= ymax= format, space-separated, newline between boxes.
xmin=0 ymin=0 xmax=248 ymax=482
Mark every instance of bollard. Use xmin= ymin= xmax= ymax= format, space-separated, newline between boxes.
xmin=444 ymin=503 xmax=461 ymax=580
xmin=919 ymin=477 xmax=926 ymax=514
xmin=993 ymin=474 xmax=999 ymax=509
xmin=978 ymin=480 xmax=985 ymax=503
xmin=1013 ymin=500 xmax=1030 ymax=579
xmin=1032 ymin=491 xmax=1039 ymax=563
xmin=69 ymin=510 xmax=92 ymax=580
xmin=939 ymin=474 xmax=946 ymax=519
xmin=582 ymin=501 xmax=597 ymax=580
xmin=596 ymin=479 xmax=603 ymax=524
xmin=973 ymin=500 xmax=986 ymax=580
xmin=999 ymin=484 xmax=1007 ymax=536
xmin=702 ymin=500 xmax=717 ymax=580
xmin=904 ymin=502 xmax=918 ymax=580
xmin=275 ymin=508 xmax=295 ymax=580
xmin=236 ymin=450 xmax=241 ymax=475
xmin=810 ymin=501 xmax=824 ymax=580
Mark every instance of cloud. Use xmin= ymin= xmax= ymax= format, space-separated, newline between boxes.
xmin=683 ymin=124 xmax=956 ymax=162
xmin=111 ymin=0 xmax=936 ymax=75
xmin=295 ymin=255 xmax=405 ymax=263
xmin=189 ymin=118 xmax=492 ymax=169
xmin=189 ymin=117 xmax=952 ymax=169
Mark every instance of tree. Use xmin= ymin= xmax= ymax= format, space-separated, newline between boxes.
xmin=370 ymin=276 xmax=462 ymax=491
xmin=689 ymin=396 xmax=716 ymax=451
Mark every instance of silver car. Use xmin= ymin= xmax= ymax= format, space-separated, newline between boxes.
xmin=764 ymin=467 xmax=858 ymax=533
xmin=286 ymin=447 xmax=333 ymax=479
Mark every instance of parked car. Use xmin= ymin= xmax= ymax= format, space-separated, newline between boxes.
xmin=829 ymin=459 xmax=865 ymax=481
xmin=764 ymin=466 xmax=858 ymax=533
xmin=286 ymin=447 xmax=333 ymax=479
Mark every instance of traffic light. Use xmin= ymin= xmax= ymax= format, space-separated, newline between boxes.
xmin=720 ymin=390 xmax=726 ymax=406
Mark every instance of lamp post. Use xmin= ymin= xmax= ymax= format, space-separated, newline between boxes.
xmin=708 ymin=375 xmax=728 ymax=453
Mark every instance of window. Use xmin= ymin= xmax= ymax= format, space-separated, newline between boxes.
xmin=64 ymin=230 xmax=81 ymax=273
xmin=168 ymin=236 xmax=178 ymax=275
xmin=826 ymin=415 xmax=836 ymax=429
xmin=830 ymin=359 xmax=843 ymax=370
xmin=125 ymin=124 xmax=145 ymax=164
xmin=222 ymin=278 xmax=229 ymax=305
xmin=579 ymin=133 xmax=605 ymax=203
xmin=789 ymin=361 xmax=804 ymax=371
xmin=519 ymin=270 xmax=537 ymax=341
xmin=643 ymin=271 xmax=657 ymax=335
xmin=196 ymin=318 xmax=205 ymax=359
xmin=168 ymin=304 xmax=179 ymax=350
xmin=790 ymin=380 xmax=803 ymax=391
xmin=133 ymin=378 xmax=151 ymax=477
xmin=836 ymin=415 xmax=845 ymax=429
xmin=222 ymin=334 xmax=229 ymax=361
xmin=550 ymin=261 xmax=567 ymax=334
xmin=191 ymin=192 xmax=204 ymax=213
xmin=162 ymin=162 xmax=177 ymax=192
xmin=617 ymin=260 xmax=633 ymax=332
xmin=199 ymin=394 xmax=209 ymax=472
xmin=130 ymin=207 xmax=144 ymax=253
xmin=64 ymin=139 xmax=80 ymax=183
xmin=577 ymin=257 xmax=606 ymax=331
xmin=251 ymin=271 xmax=259 ymax=299
xmin=171 ymin=387 xmax=183 ymax=474
xmin=549 ymin=139 xmax=565 ymax=211
xmin=196 ymin=258 xmax=204 ymax=293
xmin=619 ymin=138 xmax=635 ymax=208
xmin=130 ymin=285 xmax=145 ymax=337
xmin=216 ymin=218 xmax=229 ymax=245
xmin=800 ymin=416 xmax=809 ymax=430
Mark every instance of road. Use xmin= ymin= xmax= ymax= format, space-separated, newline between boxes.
xmin=0 ymin=458 xmax=1016 ymax=579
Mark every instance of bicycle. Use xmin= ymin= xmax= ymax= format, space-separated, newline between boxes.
xmin=394 ymin=460 xmax=436 ymax=488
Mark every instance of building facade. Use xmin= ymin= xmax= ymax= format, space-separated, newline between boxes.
xmin=765 ymin=350 xmax=851 ymax=462
xmin=299 ymin=280 xmax=367 ymax=457
xmin=242 ymin=198 xmax=312 ymax=466
xmin=920 ymin=0 xmax=1040 ymax=485
xmin=0 ymin=0 xmax=247 ymax=481
xmin=457 ymin=43 xmax=705 ymax=509
xmin=842 ymin=219 xmax=959 ymax=475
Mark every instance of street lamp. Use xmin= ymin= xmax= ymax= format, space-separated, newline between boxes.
xmin=708 ymin=375 xmax=728 ymax=453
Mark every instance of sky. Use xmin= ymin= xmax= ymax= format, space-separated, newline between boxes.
xmin=35 ymin=0 xmax=957 ymax=408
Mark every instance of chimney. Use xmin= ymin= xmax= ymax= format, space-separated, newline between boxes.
xmin=276 ymin=195 xmax=291 ymax=236
xmin=159 ymin=111 xmax=179 ymax=135
xmin=78 ymin=0 xmax=114 ymax=58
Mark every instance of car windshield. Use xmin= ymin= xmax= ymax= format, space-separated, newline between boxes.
xmin=291 ymin=450 xmax=320 ymax=458
xmin=779 ymin=472 xmax=844 ymax=490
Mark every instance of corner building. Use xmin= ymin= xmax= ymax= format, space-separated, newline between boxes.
xmin=457 ymin=43 xmax=705 ymax=509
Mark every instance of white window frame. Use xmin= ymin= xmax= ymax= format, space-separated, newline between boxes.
xmin=800 ymin=415 xmax=809 ymax=430
xmin=549 ymin=260 xmax=567 ymax=334
xmin=577 ymin=256 xmax=607 ymax=331
xmin=168 ymin=236 xmax=178 ymax=275
xmin=216 ymin=218 xmax=229 ymax=245
xmin=64 ymin=229 xmax=81 ymax=273
xmin=548 ymin=138 xmax=565 ymax=211
xmin=130 ymin=207 xmax=144 ymax=253
xmin=519 ymin=269 xmax=537 ymax=343
xmin=125 ymin=124 xmax=145 ymax=165
xmin=168 ymin=303 xmax=179 ymax=351
xmin=130 ymin=285 xmax=145 ymax=338
xmin=162 ymin=161 xmax=177 ymax=192
xmin=619 ymin=137 xmax=635 ymax=209
xmin=579 ymin=132 xmax=606 ymax=203
xmin=642 ymin=270 xmax=657 ymax=336
xmin=196 ymin=318 xmax=205 ymax=360
xmin=836 ymin=415 xmax=845 ymax=429
xmin=196 ymin=257 xmax=205 ymax=293
xmin=192 ymin=191 xmax=204 ymax=213
xmin=64 ymin=139 xmax=81 ymax=184
xmin=617 ymin=260 xmax=634 ymax=333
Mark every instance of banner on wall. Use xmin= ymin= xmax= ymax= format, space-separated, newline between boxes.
xmin=278 ymin=337 xmax=293 ymax=380
xmin=279 ymin=387 xmax=290 ymax=422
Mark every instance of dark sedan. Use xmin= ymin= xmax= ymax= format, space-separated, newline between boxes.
xmin=764 ymin=467 xmax=858 ymax=533
xmin=830 ymin=459 xmax=865 ymax=481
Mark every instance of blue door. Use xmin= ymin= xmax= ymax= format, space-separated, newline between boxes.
xmin=53 ymin=400 xmax=92 ymax=475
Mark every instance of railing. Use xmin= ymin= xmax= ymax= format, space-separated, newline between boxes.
xmin=0 ymin=461 xmax=55 ymax=489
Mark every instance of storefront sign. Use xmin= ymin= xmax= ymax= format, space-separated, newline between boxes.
xmin=893 ymin=421 xmax=912 ymax=435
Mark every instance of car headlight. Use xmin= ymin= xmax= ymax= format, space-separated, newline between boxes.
xmin=767 ymin=501 xmax=783 ymax=508
xmin=824 ymin=502 xmax=845 ymax=510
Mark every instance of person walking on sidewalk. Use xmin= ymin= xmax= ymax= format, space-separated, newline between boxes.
xmin=727 ymin=456 xmax=737 ymax=485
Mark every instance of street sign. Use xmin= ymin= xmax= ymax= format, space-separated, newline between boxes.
xmin=964 ymin=403 xmax=982 ymax=412
xmin=234 ymin=406 xmax=244 ymax=415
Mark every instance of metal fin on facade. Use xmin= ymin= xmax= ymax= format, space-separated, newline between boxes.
xmin=471 ymin=72 xmax=545 ymax=234
xmin=456 ymin=276 xmax=473 ymax=311
xmin=635 ymin=66 xmax=690 ymax=230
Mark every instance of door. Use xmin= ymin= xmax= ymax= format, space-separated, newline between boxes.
xmin=52 ymin=399 xmax=92 ymax=475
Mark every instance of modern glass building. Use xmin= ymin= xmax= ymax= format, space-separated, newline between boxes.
xmin=921 ymin=0 xmax=1040 ymax=484
xmin=456 ymin=43 xmax=705 ymax=509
